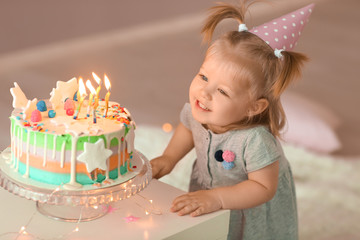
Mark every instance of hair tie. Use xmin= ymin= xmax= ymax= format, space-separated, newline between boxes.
xmin=274 ymin=48 xmax=284 ymax=58
xmin=238 ymin=23 xmax=248 ymax=32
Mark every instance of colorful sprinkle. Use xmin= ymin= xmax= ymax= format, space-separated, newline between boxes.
xmin=118 ymin=117 xmax=130 ymax=125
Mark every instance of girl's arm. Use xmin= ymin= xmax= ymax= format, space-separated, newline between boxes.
xmin=151 ymin=123 xmax=194 ymax=179
xmin=171 ymin=160 xmax=279 ymax=217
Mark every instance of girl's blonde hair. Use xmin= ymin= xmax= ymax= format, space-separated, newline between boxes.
xmin=201 ymin=1 xmax=309 ymax=137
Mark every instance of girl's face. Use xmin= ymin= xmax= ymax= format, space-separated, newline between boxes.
xmin=189 ymin=55 xmax=259 ymax=133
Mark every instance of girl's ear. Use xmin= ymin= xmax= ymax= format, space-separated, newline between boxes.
xmin=247 ymin=98 xmax=269 ymax=117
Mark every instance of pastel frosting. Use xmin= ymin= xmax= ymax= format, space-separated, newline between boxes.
xmin=8 ymin=80 xmax=136 ymax=190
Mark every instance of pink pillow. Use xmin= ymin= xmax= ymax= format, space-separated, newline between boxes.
xmin=280 ymin=92 xmax=341 ymax=153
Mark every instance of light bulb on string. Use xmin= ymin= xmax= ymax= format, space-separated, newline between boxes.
xmin=0 ymin=183 xmax=83 ymax=240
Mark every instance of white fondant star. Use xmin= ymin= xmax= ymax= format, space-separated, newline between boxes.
xmin=77 ymin=139 xmax=113 ymax=173
xmin=49 ymin=87 xmax=62 ymax=109
xmin=10 ymin=82 xmax=28 ymax=109
xmin=23 ymin=98 xmax=38 ymax=120
xmin=56 ymin=77 xmax=78 ymax=102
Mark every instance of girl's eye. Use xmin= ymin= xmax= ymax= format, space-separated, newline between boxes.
xmin=218 ymin=88 xmax=229 ymax=97
xmin=200 ymin=74 xmax=208 ymax=82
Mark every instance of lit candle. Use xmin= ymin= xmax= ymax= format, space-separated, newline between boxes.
xmin=103 ymin=74 xmax=111 ymax=118
xmin=92 ymin=72 xmax=102 ymax=123
xmin=93 ymin=95 xmax=99 ymax=123
xmin=73 ymin=78 xmax=87 ymax=120
xmin=92 ymin=72 xmax=102 ymax=98
xmin=76 ymin=78 xmax=80 ymax=101
xmin=86 ymin=81 xmax=98 ymax=123
xmin=76 ymin=89 xmax=80 ymax=102
xmin=86 ymin=80 xmax=94 ymax=117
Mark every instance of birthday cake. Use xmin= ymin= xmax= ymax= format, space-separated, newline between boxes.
xmin=7 ymin=74 xmax=136 ymax=190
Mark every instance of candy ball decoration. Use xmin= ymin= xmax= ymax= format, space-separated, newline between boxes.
xmin=31 ymin=109 xmax=42 ymax=122
xmin=48 ymin=110 xmax=56 ymax=118
xmin=64 ymin=99 xmax=75 ymax=111
xmin=214 ymin=150 xmax=224 ymax=162
xmin=66 ymin=108 xmax=74 ymax=116
xmin=36 ymin=100 xmax=47 ymax=112
xmin=222 ymin=150 xmax=235 ymax=163
xmin=73 ymin=91 xmax=78 ymax=101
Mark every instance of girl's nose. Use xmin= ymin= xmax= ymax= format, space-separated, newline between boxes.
xmin=200 ymin=86 xmax=212 ymax=100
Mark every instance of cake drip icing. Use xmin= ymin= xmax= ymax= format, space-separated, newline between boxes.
xmin=8 ymin=80 xmax=136 ymax=188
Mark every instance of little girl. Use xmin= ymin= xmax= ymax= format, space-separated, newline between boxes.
xmin=151 ymin=1 xmax=313 ymax=239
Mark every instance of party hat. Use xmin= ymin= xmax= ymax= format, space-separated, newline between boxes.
xmin=250 ymin=3 xmax=315 ymax=51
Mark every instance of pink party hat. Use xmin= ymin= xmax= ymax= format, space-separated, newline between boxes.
xmin=250 ymin=3 xmax=315 ymax=51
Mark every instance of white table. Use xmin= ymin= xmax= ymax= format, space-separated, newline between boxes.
xmin=0 ymin=178 xmax=229 ymax=240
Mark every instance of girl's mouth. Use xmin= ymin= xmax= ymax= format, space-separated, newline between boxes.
xmin=196 ymin=100 xmax=210 ymax=111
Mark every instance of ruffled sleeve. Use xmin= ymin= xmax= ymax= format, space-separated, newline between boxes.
xmin=180 ymin=103 xmax=192 ymax=130
xmin=243 ymin=127 xmax=281 ymax=173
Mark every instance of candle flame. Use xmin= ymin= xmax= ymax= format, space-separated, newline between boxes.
xmin=79 ymin=78 xmax=87 ymax=97
xmin=86 ymin=80 xmax=96 ymax=95
xmin=104 ymin=74 xmax=111 ymax=91
xmin=92 ymin=72 xmax=102 ymax=84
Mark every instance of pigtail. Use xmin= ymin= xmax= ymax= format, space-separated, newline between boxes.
xmin=264 ymin=51 xmax=309 ymax=137
xmin=267 ymin=98 xmax=286 ymax=138
xmin=271 ymin=51 xmax=309 ymax=98
xmin=201 ymin=2 xmax=248 ymax=43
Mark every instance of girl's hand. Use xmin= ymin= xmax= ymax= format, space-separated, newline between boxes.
xmin=150 ymin=156 xmax=174 ymax=179
xmin=170 ymin=190 xmax=222 ymax=217
xmin=151 ymin=123 xmax=194 ymax=179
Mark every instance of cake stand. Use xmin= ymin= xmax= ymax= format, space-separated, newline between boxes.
xmin=0 ymin=148 xmax=152 ymax=222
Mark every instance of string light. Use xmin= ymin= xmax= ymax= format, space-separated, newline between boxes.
xmin=0 ymin=183 xmax=82 ymax=240
xmin=0 ymin=191 xmax=162 ymax=239
xmin=131 ymin=193 xmax=163 ymax=216
xmin=0 ymin=152 xmax=156 ymax=238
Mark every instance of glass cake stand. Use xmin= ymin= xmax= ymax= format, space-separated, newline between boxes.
xmin=0 ymin=148 xmax=152 ymax=222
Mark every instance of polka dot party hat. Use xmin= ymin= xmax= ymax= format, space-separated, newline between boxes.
xmin=249 ymin=3 xmax=315 ymax=51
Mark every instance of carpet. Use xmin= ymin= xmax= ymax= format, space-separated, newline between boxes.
xmin=135 ymin=125 xmax=360 ymax=240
